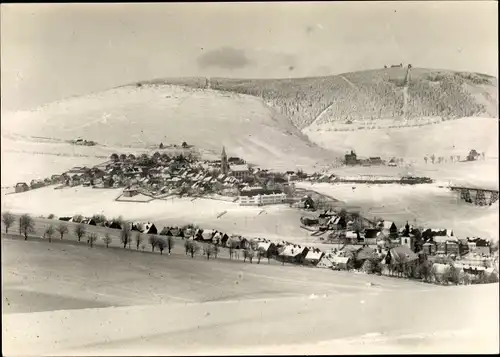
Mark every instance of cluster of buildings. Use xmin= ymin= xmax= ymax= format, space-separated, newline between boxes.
xmin=301 ymin=207 xmax=497 ymax=270
xmin=55 ymin=203 xmax=498 ymax=281
xmin=15 ymin=146 xmax=304 ymax=207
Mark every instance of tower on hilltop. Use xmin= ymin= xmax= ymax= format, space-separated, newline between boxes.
xmin=221 ymin=146 xmax=229 ymax=174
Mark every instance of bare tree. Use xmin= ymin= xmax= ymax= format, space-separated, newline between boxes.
xmin=92 ymin=214 xmax=107 ymax=224
xmin=156 ymin=237 xmax=166 ymax=255
xmin=72 ymin=214 xmax=84 ymax=223
xmin=74 ymin=223 xmax=87 ymax=242
xmin=88 ymin=232 xmax=98 ymax=248
xmin=187 ymin=241 xmax=200 ymax=258
xmin=229 ymin=245 xmax=234 ymax=260
xmin=2 ymin=211 xmax=15 ymax=234
xmin=102 ymin=232 xmax=112 ymax=248
xmin=257 ymin=247 xmax=266 ymax=264
xmin=134 ymin=232 xmax=143 ymax=250
xmin=166 ymin=236 xmax=175 ymax=255
xmin=56 ymin=222 xmax=68 ymax=240
xmin=149 ymin=235 xmax=158 ymax=252
xmin=120 ymin=222 xmax=131 ymax=248
xmin=243 ymin=248 xmax=255 ymax=264
xmin=45 ymin=225 xmax=55 ymax=243
xmin=430 ymin=154 xmax=435 ymax=164
xmin=19 ymin=214 xmax=35 ymax=240
xmin=424 ymin=156 xmax=428 ymax=164
xmin=212 ymin=244 xmax=220 ymax=259
xmin=204 ymin=245 xmax=212 ymax=260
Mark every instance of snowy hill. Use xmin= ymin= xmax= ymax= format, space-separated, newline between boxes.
xmin=305 ymin=116 xmax=499 ymax=161
xmin=1 ymin=84 xmax=335 ymax=174
xmin=137 ymin=68 xmax=498 ymax=130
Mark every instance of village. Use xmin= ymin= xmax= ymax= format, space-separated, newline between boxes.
xmin=5 ymin=142 xmax=499 ymax=286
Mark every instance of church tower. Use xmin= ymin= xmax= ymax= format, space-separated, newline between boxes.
xmin=221 ymin=146 xmax=229 ymax=174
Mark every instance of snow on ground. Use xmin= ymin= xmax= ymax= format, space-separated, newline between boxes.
xmin=304 ymin=116 xmax=499 ymax=162
xmin=297 ymin=182 xmax=499 ymax=241
xmin=326 ymin=158 xmax=498 ymax=191
xmin=1 ymin=84 xmax=335 ymax=172
xmin=3 ymin=179 xmax=499 ymax=245
xmin=1 ymin=186 xmax=323 ymax=245
xmin=2 ymin=238 xmax=498 ymax=355
xmin=0 ymin=136 xmax=151 ymax=187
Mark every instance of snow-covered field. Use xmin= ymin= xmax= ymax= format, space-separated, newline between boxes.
xmin=2 ymin=237 xmax=498 ymax=355
xmin=1 ymin=186 xmax=321 ymax=244
xmin=3 ymin=177 xmax=499 ymax=245
xmin=297 ymin=181 xmax=499 ymax=241
xmin=0 ymin=136 xmax=153 ymax=187
xmin=304 ymin=116 xmax=499 ymax=163
xmin=1 ymin=84 xmax=335 ymax=173
xmin=327 ymin=158 xmax=499 ymax=191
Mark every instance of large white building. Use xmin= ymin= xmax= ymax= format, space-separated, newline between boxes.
xmin=239 ymin=187 xmax=286 ymax=206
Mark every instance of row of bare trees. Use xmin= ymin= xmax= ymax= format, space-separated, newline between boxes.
xmin=2 ymin=211 xmax=176 ymax=253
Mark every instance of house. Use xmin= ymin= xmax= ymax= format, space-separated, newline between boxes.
xmin=422 ymin=241 xmax=437 ymax=255
xmin=105 ymin=220 xmax=122 ymax=230
xmin=345 ymin=230 xmax=359 ymax=244
xmin=467 ymin=237 xmax=491 ymax=256
xmin=30 ymin=179 xmax=45 ymax=189
xmin=132 ymin=222 xmax=158 ymax=235
xmin=278 ymin=244 xmax=309 ymax=264
xmin=354 ymin=246 xmax=378 ymax=268
xmin=253 ymin=241 xmax=278 ymax=256
xmin=81 ymin=218 xmax=97 ymax=226
xmin=363 ymin=228 xmax=380 ymax=245
xmin=15 ymin=182 xmax=30 ymax=193
xmin=377 ymin=220 xmax=398 ymax=237
xmin=389 ymin=246 xmax=419 ymax=264
xmin=304 ymin=248 xmax=324 ymax=266
xmin=344 ymin=150 xmax=358 ymax=166
xmin=103 ymin=177 xmax=115 ymax=188
xmin=318 ymin=209 xmax=336 ymax=225
xmin=220 ymin=233 xmax=230 ymax=247
xmin=369 ymin=157 xmax=383 ymax=165
xmin=228 ymin=157 xmax=245 ymax=165
xmin=317 ymin=253 xmax=335 ymax=269
xmin=229 ymin=164 xmax=250 ymax=180
xmin=123 ymin=185 xmax=139 ymax=197
xmin=328 ymin=215 xmax=347 ymax=230
xmin=226 ymin=235 xmax=250 ymax=249
xmin=51 ymin=175 xmax=64 ymax=184
xmin=332 ymin=255 xmax=352 ymax=270
xmin=69 ymin=175 xmax=83 ymax=186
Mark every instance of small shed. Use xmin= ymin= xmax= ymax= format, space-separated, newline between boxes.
xmin=15 ymin=182 xmax=30 ymax=193
xmin=123 ymin=185 xmax=139 ymax=197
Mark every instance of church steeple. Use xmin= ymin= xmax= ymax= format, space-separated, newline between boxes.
xmin=221 ymin=146 xmax=229 ymax=174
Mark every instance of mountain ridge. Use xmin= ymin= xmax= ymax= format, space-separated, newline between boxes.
xmin=132 ymin=67 xmax=498 ymax=130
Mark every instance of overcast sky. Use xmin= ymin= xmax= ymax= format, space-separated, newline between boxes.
xmin=1 ymin=2 xmax=497 ymax=112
